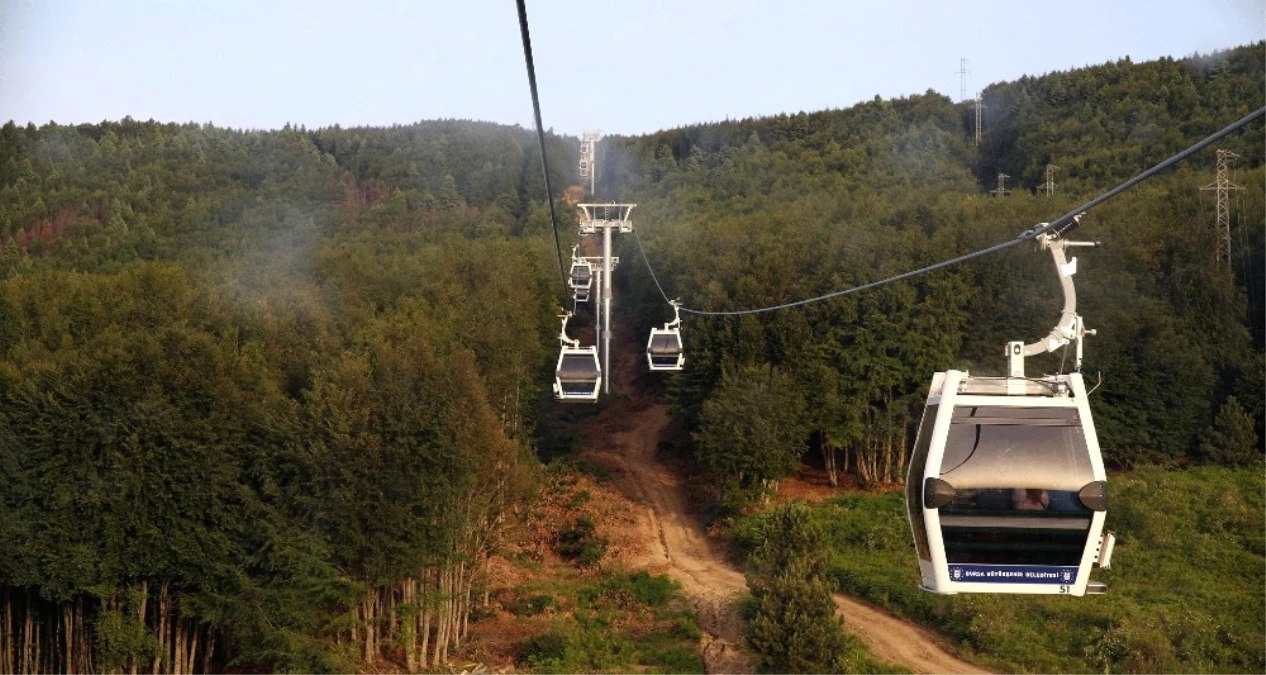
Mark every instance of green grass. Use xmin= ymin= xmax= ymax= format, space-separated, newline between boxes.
xmin=515 ymin=569 xmax=706 ymax=674
xmin=733 ymin=466 xmax=1265 ymax=674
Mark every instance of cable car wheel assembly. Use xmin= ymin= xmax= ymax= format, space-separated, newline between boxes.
xmin=906 ymin=216 xmax=1116 ymax=596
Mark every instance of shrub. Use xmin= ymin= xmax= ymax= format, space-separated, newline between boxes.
xmin=521 ymin=630 xmax=568 ymax=671
xmin=507 ymin=593 xmax=555 ymax=617
xmin=651 ymin=646 xmax=706 ymax=674
xmin=615 ymin=567 xmax=678 ymax=605
xmin=556 ymin=516 xmax=609 ymax=567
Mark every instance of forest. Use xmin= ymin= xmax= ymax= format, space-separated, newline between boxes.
xmin=607 ymin=43 xmax=1264 ymax=508
xmin=0 ymin=41 xmax=1262 ymax=673
xmin=0 ymin=119 xmax=571 ymax=671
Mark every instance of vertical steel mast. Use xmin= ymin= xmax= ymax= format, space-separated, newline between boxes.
xmin=602 ymin=221 xmax=613 ymax=393
xmin=576 ymin=203 xmax=636 ymax=396
xmin=580 ymin=130 xmax=601 ymax=196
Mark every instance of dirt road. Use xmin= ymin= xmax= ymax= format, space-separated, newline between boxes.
xmin=588 ymin=401 xmax=989 ymax=674
xmin=592 ymin=403 xmax=753 ymax=673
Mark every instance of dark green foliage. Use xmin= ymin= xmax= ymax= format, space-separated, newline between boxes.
xmin=0 ymin=117 xmax=561 ymax=671
xmin=654 ymin=646 xmax=707 ymax=673
xmin=695 ymin=363 xmax=810 ymax=508
xmin=743 ymin=502 xmax=903 ymax=674
xmin=556 ymin=517 xmax=609 ymax=568
xmin=600 ymin=570 xmax=679 ymax=607
xmin=521 ymin=629 xmax=569 ymax=667
xmin=609 ymin=43 xmax=1263 ymax=483
xmin=507 ymin=594 xmax=556 ymax=617
xmin=1199 ymin=396 xmax=1261 ymax=466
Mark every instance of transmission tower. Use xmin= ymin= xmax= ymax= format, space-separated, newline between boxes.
xmin=1043 ymin=163 xmax=1059 ymax=196
xmin=1200 ymin=149 xmax=1242 ymax=269
xmin=991 ymin=173 xmax=1010 ymax=197
xmin=955 ymin=58 xmax=971 ymax=103
xmin=579 ymin=130 xmax=601 ymax=195
xmin=974 ymin=92 xmax=984 ymax=146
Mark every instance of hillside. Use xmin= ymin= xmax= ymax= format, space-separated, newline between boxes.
xmin=0 ymin=119 xmax=573 ymax=672
xmin=0 ymin=43 xmax=1263 ymax=674
xmin=607 ymin=43 xmax=1264 ymax=495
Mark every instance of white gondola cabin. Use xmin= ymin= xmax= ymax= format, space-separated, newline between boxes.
xmin=905 ymin=220 xmax=1115 ymax=596
xmin=646 ymin=301 xmax=684 ymax=371
xmin=553 ymin=312 xmax=601 ymax=402
xmin=569 ymin=260 xmax=593 ymax=303
xmin=906 ymin=371 xmax=1112 ymax=595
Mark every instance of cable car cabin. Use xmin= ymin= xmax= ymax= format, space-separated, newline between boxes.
xmin=646 ymin=301 xmax=684 ymax=372
xmin=570 ymin=262 xmax=593 ymax=302
xmin=906 ymin=370 xmax=1114 ymax=596
xmin=554 ymin=347 xmax=601 ymax=401
xmin=646 ymin=330 xmax=683 ymax=371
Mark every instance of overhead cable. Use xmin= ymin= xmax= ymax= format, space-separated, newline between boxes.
xmin=632 ymin=227 xmax=675 ymax=305
xmin=515 ymin=0 xmax=569 ymax=297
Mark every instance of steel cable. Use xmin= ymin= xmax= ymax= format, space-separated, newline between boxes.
xmin=515 ymin=0 xmax=569 ymax=298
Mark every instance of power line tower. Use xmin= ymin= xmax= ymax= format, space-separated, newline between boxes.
xmin=955 ymin=58 xmax=970 ymax=103
xmin=1200 ymin=149 xmax=1242 ymax=269
xmin=1043 ymin=163 xmax=1059 ymax=196
xmin=991 ymin=173 xmax=1010 ymax=197
xmin=974 ymin=92 xmax=984 ymax=146
xmin=578 ymin=130 xmax=601 ymax=196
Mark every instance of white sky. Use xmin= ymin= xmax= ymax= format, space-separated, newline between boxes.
xmin=1 ymin=0 xmax=1262 ymax=135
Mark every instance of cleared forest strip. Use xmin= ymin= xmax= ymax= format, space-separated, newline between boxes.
xmin=582 ymin=394 xmax=990 ymax=675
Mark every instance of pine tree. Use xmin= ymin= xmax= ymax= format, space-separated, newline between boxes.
xmin=1199 ymin=396 xmax=1261 ymax=466
xmin=744 ymin=502 xmax=851 ymax=674
xmin=694 ymin=363 xmax=808 ymax=508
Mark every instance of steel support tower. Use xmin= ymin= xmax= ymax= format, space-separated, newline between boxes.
xmin=577 ymin=203 xmax=636 ymax=394
xmin=579 ymin=130 xmax=601 ymax=195
xmin=974 ymin=93 xmax=984 ymax=146
xmin=1044 ymin=163 xmax=1059 ymax=196
xmin=1201 ymin=149 xmax=1242 ymax=269
xmin=991 ymin=173 xmax=1010 ymax=197
xmin=956 ymin=58 xmax=970 ymax=103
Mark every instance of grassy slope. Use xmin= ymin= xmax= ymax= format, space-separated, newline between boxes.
xmin=462 ymin=463 xmax=706 ymax=674
xmin=732 ymin=467 xmax=1264 ymax=674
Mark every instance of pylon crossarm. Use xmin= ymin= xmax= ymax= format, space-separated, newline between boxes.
xmin=576 ymin=203 xmax=636 ymax=226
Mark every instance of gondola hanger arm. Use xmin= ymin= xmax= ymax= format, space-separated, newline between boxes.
xmin=557 ymin=310 xmax=580 ymax=349
xmin=1008 ymin=214 xmax=1100 ymax=378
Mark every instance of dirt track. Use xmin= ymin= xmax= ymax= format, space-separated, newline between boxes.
xmin=575 ymin=233 xmax=986 ymax=673
xmin=588 ymin=401 xmax=989 ymax=674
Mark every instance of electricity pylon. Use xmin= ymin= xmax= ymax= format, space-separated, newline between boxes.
xmin=1200 ymin=149 xmax=1242 ymax=269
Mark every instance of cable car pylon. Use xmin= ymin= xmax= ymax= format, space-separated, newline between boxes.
xmin=576 ymin=203 xmax=636 ymax=396
xmin=906 ymin=214 xmax=1116 ymax=597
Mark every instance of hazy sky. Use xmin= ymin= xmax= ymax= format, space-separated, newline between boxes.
xmin=1 ymin=0 xmax=1262 ymax=136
